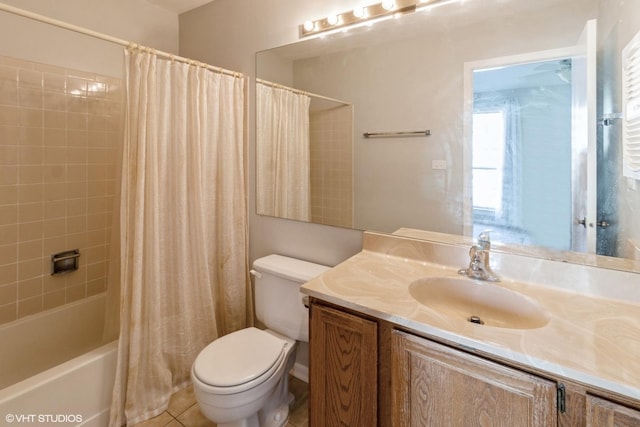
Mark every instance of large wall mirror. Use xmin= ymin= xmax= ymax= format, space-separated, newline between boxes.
xmin=256 ymin=0 xmax=640 ymax=269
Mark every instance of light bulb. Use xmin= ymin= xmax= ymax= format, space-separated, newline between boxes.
xmin=327 ymin=14 xmax=339 ymax=25
xmin=381 ymin=0 xmax=395 ymax=11
xmin=353 ymin=6 xmax=366 ymax=18
xmin=303 ymin=21 xmax=315 ymax=31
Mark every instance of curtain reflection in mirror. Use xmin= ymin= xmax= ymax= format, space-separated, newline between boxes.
xmin=256 ymin=80 xmax=354 ymax=226
xmin=256 ymin=81 xmax=311 ymax=221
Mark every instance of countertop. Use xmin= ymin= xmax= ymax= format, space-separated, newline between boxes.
xmin=300 ymin=231 xmax=640 ymax=402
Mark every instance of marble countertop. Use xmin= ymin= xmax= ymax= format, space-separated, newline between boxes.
xmin=301 ymin=232 xmax=640 ymax=402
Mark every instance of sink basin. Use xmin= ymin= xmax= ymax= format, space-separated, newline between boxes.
xmin=408 ymin=277 xmax=550 ymax=330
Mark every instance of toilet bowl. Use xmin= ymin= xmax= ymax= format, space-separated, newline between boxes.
xmin=191 ymin=255 xmax=329 ymax=427
xmin=192 ymin=328 xmax=296 ymax=427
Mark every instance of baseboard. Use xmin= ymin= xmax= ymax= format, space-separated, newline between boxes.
xmin=291 ymin=362 xmax=308 ymax=383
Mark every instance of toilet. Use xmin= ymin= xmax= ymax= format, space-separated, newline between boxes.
xmin=191 ymin=254 xmax=329 ymax=427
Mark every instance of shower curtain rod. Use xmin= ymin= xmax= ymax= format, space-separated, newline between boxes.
xmin=256 ymin=78 xmax=351 ymax=106
xmin=0 ymin=2 xmax=242 ymax=78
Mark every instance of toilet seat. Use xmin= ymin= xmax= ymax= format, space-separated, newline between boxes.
xmin=192 ymin=327 xmax=287 ymax=395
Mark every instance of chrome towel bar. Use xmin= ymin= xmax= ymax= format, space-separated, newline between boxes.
xmin=363 ymin=129 xmax=431 ymax=138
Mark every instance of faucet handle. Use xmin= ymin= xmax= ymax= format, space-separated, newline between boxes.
xmin=468 ymin=245 xmax=483 ymax=261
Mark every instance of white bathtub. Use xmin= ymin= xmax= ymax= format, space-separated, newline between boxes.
xmin=0 ymin=341 xmax=117 ymax=426
xmin=0 ymin=294 xmax=118 ymax=426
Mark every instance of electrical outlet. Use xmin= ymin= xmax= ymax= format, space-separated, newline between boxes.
xmin=432 ymin=160 xmax=447 ymax=170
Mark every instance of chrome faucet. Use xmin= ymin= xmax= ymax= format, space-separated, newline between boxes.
xmin=458 ymin=231 xmax=499 ymax=282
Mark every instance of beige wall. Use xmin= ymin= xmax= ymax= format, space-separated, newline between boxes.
xmin=0 ymin=0 xmax=178 ymax=77
xmin=0 ymin=1 xmax=179 ymax=323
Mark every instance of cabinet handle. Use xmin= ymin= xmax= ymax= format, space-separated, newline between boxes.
xmin=557 ymin=383 xmax=566 ymax=414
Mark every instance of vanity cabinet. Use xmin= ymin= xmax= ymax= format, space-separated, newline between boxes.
xmin=391 ymin=330 xmax=557 ymax=426
xmin=308 ymin=299 xmax=640 ymax=427
xmin=308 ymin=303 xmax=378 ymax=426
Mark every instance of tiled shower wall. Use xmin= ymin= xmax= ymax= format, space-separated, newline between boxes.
xmin=0 ymin=55 xmax=122 ymax=326
xmin=310 ymin=105 xmax=353 ymax=228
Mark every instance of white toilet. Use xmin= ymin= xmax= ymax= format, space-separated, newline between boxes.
xmin=191 ymin=254 xmax=329 ymax=427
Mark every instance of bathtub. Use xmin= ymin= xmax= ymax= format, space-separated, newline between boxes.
xmin=0 ymin=294 xmax=118 ymax=426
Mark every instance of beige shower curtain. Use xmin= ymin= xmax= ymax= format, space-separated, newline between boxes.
xmin=256 ymin=81 xmax=311 ymax=221
xmin=108 ymin=48 xmax=249 ymax=426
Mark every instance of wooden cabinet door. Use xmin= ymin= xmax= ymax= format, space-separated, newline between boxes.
xmin=309 ymin=303 xmax=378 ymax=426
xmin=587 ymin=395 xmax=640 ymax=426
xmin=560 ymin=383 xmax=587 ymax=427
xmin=391 ymin=330 xmax=557 ymax=427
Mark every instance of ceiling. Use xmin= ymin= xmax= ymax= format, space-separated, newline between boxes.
xmin=143 ymin=0 xmax=214 ymax=14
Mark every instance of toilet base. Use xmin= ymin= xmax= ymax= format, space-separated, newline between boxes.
xmin=216 ymin=414 xmax=259 ymax=427
xmin=196 ymin=373 xmax=292 ymax=427
xmin=214 ymin=389 xmax=291 ymax=427
xmin=257 ymin=366 xmax=293 ymax=427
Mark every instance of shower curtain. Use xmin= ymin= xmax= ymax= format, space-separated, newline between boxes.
xmin=256 ymin=81 xmax=311 ymax=221
xmin=108 ymin=48 xmax=249 ymax=426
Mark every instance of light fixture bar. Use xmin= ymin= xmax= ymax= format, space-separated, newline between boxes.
xmin=415 ymin=0 xmax=461 ymax=12
xmin=300 ymin=0 xmax=419 ymax=38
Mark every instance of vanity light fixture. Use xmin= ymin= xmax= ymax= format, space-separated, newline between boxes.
xmin=416 ymin=0 xmax=463 ymax=12
xmin=299 ymin=0 xmax=461 ymax=38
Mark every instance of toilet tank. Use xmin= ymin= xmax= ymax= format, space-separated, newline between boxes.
xmin=252 ymin=255 xmax=330 ymax=342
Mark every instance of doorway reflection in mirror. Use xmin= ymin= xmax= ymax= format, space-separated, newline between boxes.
xmin=471 ymin=59 xmax=573 ymax=252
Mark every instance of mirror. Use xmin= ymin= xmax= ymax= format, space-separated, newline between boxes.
xmin=256 ymin=0 xmax=640 ymax=269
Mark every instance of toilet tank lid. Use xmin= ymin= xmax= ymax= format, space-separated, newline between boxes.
xmin=253 ymin=255 xmax=330 ymax=282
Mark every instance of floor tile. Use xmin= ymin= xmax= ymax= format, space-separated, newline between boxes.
xmin=132 ymin=374 xmax=308 ymax=427
xmin=288 ymin=376 xmax=309 ymax=427
xmin=167 ymin=385 xmax=197 ymax=417
xmin=176 ymin=403 xmax=216 ymax=427
xmin=288 ymin=397 xmax=309 ymax=427
xmin=131 ymin=411 xmax=176 ymax=427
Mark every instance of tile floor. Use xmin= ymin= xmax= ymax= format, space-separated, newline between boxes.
xmin=132 ymin=376 xmax=309 ymax=427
